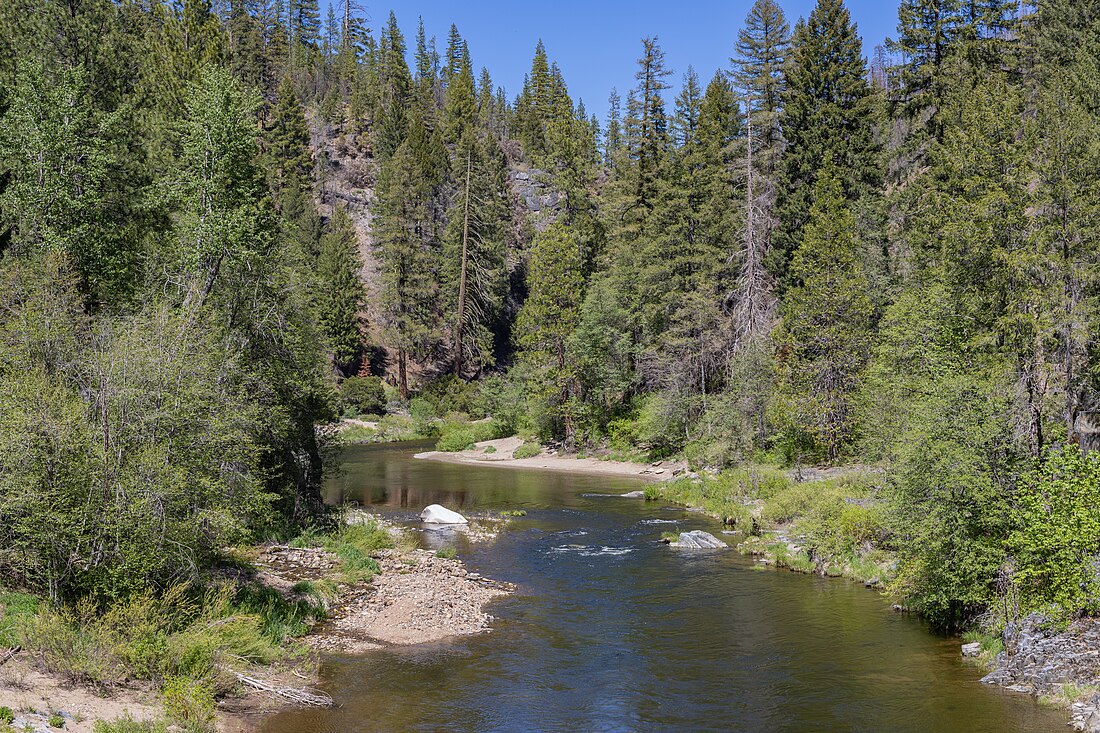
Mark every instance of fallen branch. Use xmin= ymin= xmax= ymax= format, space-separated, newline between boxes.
xmin=234 ymin=672 xmax=334 ymax=708
xmin=0 ymin=646 xmax=19 ymax=667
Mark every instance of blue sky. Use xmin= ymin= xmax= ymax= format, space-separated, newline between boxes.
xmin=347 ymin=1 xmax=902 ymax=120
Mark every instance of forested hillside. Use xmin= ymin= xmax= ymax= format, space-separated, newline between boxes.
xmin=1 ymin=0 xmax=1099 ymax=661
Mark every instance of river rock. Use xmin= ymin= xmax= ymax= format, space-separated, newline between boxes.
xmin=673 ymin=530 xmax=727 ymax=549
xmin=962 ymin=642 xmax=982 ymax=657
xmin=420 ymin=505 xmax=468 ymax=525
xmin=620 ymin=491 xmax=646 ymax=499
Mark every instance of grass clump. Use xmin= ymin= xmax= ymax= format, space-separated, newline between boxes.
xmin=435 ymin=548 xmax=457 ymax=559
xmin=337 ymin=425 xmax=377 ymax=444
xmin=660 ymin=531 xmax=680 ymax=543
xmin=513 ymin=441 xmax=542 ymax=459
xmin=290 ymin=519 xmax=393 ymax=584
xmin=48 ymin=713 xmax=64 ymax=728
xmin=0 ymin=589 xmax=39 ymax=647
xmin=499 ymin=509 xmax=527 ymax=517
xmin=643 ymin=485 xmax=661 ymax=501
xmin=0 ymin=708 xmax=12 ymax=725
xmin=92 ymin=716 xmax=168 ymax=733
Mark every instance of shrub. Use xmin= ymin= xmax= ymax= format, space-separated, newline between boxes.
xmin=0 ymin=708 xmax=12 ymax=725
xmin=513 ymin=441 xmax=541 ymax=459
xmin=643 ymin=485 xmax=661 ymax=501
xmin=435 ymin=548 xmax=457 ymax=559
xmin=420 ymin=375 xmax=482 ymax=415
xmin=340 ymin=376 xmax=385 ymax=415
xmin=435 ymin=419 xmax=505 ymax=452
xmin=48 ymin=714 xmax=65 ymax=728
xmin=1011 ymin=446 xmax=1100 ymax=622
xmin=162 ymin=676 xmax=216 ymax=733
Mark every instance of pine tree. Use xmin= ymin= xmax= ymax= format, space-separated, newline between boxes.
xmin=443 ymin=32 xmax=476 ymax=146
xmin=517 ymin=223 xmax=586 ymax=443
xmin=375 ymin=106 xmax=447 ymax=397
xmin=267 ymin=76 xmax=313 ymax=189
xmin=624 ymin=37 xmax=672 ymax=213
xmin=316 ymin=205 xmax=365 ymax=375
xmin=774 ymin=0 xmax=879 ymax=286
xmin=375 ymin=12 xmax=412 ymax=161
xmin=733 ymin=0 xmax=790 ymax=168
xmin=444 ymin=134 xmax=510 ymax=377
xmin=605 ymin=87 xmax=623 ymax=167
xmin=776 ymin=162 xmax=874 ymax=461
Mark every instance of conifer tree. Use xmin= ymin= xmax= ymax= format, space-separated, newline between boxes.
xmin=733 ymin=0 xmax=790 ymax=168
xmin=375 ymin=106 xmax=447 ymax=397
xmin=267 ymin=76 xmax=313 ymax=189
xmin=774 ymin=0 xmax=879 ymax=286
xmin=316 ymin=205 xmax=365 ymax=375
xmin=517 ymin=223 xmax=586 ymax=443
xmin=375 ymin=12 xmax=412 ymax=161
xmin=776 ymin=162 xmax=873 ymax=461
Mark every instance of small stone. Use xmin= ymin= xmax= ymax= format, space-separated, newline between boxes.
xmin=962 ymin=642 xmax=982 ymax=657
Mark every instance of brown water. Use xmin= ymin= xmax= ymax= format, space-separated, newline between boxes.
xmin=260 ymin=442 xmax=1066 ymax=733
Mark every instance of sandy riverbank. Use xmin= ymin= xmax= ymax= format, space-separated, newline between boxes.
xmin=416 ymin=436 xmax=686 ymax=480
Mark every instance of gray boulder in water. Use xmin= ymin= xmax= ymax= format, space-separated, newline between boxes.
xmin=419 ymin=504 xmax=468 ymax=524
xmin=673 ymin=530 xmax=727 ymax=549
xmin=620 ymin=491 xmax=646 ymax=499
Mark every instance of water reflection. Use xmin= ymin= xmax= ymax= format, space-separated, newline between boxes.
xmin=262 ymin=443 xmax=1066 ymax=733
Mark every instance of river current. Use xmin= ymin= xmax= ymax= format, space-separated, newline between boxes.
xmin=259 ymin=441 xmax=1066 ymax=733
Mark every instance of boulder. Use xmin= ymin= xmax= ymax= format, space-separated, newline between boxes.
xmin=420 ymin=504 xmax=468 ymax=525
xmin=962 ymin=642 xmax=982 ymax=657
xmin=673 ymin=530 xmax=727 ymax=549
xmin=620 ymin=491 xmax=646 ymax=499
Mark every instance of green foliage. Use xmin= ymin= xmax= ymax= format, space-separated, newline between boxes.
xmin=292 ymin=520 xmax=392 ymax=583
xmin=0 ymin=589 xmax=39 ymax=647
xmin=774 ymin=164 xmax=873 ymax=463
xmin=1011 ymin=446 xmax=1100 ymax=621
xmin=435 ymin=548 xmax=457 ymax=560
xmin=886 ymin=367 xmax=1017 ymax=630
xmin=435 ymin=419 xmax=505 ymax=452
xmin=341 ymin=376 xmax=386 ymax=415
xmin=47 ymin=713 xmax=64 ymax=728
xmin=162 ymin=676 xmax=215 ymax=733
xmin=0 ymin=708 xmax=12 ymax=725
xmin=513 ymin=441 xmax=542 ymax=459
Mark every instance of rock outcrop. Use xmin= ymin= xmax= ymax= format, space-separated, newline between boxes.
xmin=981 ymin=614 xmax=1100 ymax=731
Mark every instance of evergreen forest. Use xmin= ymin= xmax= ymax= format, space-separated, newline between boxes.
xmin=2 ymin=0 xmax=1100 ymax=700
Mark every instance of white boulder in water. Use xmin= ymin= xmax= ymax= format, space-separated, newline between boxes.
xmin=620 ymin=491 xmax=646 ymax=499
xmin=673 ymin=530 xmax=727 ymax=549
xmin=420 ymin=504 xmax=468 ymax=525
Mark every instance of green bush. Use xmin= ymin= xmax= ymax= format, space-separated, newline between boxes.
xmin=340 ymin=376 xmax=386 ymax=415
xmin=435 ymin=548 xmax=457 ymax=559
xmin=420 ymin=375 xmax=482 ymax=415
xmin=1011 ymin=446 xmax=1100 ymax=622
xmin=0 ymin=708 xmax=13 ymax=725
xmin=163 ymin=676 xmax=216 ymax=733
xmin=48 ymin=713 xmax=65 ymax=728
xmin=513 ymin=441 xmax=542 ymax=459
xmin=643 ymin=485 xmax=661 ymax=501
xmin=435 ymin=419 xmax=505 ymax=452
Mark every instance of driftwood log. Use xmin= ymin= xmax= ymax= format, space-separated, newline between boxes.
xmin=234 ymin=672 xmax=334 ymax=708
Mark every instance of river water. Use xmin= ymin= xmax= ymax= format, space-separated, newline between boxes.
xmin=259 ymin=442 xmax=1066 ymax=733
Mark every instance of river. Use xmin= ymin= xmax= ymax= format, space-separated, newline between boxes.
xmin=259 ymin=441 xmax=1066 ymax=733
